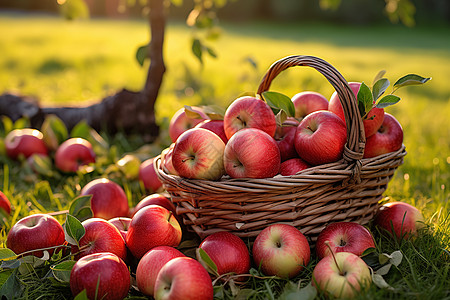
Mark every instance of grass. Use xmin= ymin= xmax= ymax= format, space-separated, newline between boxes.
xmin=0 ymin=11 xmax=449 ymax=300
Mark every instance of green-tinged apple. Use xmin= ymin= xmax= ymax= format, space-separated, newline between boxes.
xmin=139 ymin=157 xmax=163 ymax=192
xmin=172 ymin=128 xmax=226 ymax=180
xmin=274 ymin=119 xmax=300 ymax=162
xmin=374 ymin=201 xmax=424 ymax=239
xmin=71 ymin=218 xmax=127 ymax=261
xmin=126 ymin=205 xmax=182 ymax=259
xmin=169 ymin=107 xmax=208 ymax=143
xmin=312 ymin=252 xmax=371 ymax=299
xmin=130 ymin=193 xmax=176 ymax=218
xmin=197 ymin=231 xmax=250 ymax=276
xmin=54 ymin=137 xmax=96 ymax=173
xmin=329 ymin=82 xmax=385 ymax=138
xmin=116 ymin=154 xmax=141 ymax=180
xmin=252 ymin=224 xmax=310 ymax=278
xmin=224 ymin=128 xmax=280 ymax=179
xmin=0 ymin=191 xmax=11 ymax=216
xmin=195 ymin=119 xmax=228 ymax=144
xmin=70 ymin=252 xmax=130 ymax=300
xmin=291 ymin=91 xmax=329 ymax=119
xmin=223 ymin=96 xmax=277 ymax=140
xmin=80 ymin=178 xmax=129 ymax=220
xmin=280 ymin=158 xmax=310 ymax=176
xmin=316 ymin=222 xmax=375 ymax=259
xmin=6 ymin=213 xmax=65 ymax=257
xmin=5 ymin=128 xmax=48 ymax=160
xmin=294 ymin=110 xmax=347 ymax=166
xmin=136 ymin=246 xmax=185 ymax=297
xmin=154 ymin=257 xmax=214 ymax=300
xmin=363 ymin=113 xmax=403 ymax=158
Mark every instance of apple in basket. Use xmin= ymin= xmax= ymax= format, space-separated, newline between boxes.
xmin=54 ymin=137 xmax=96 ymax=173
xmin=172 ymin=128 xmax=226 ymax=180
xmin=294 ymin=110 xmax=347 ymax=166
xmin=161 ymin=143 xmax=178 ymax=176
xmin=291 ymin=91 xmax=329 ymax=119
xmin=363 ymin=113 xmax=403 ymax=158
xmin=224 ymin=128 xmax=281 ymax=179
xmin=139 ymin=157 xmax=163 ymax=192
xmin=195 ymin=119 xmax=228 ymax=144
xmin=252 ymin=224 xmax=310 ymax=278
xmin=280 ymin=157 xmax=311 ymax=176
xmin=312 ymin=251 xmax=371 ymax=299
xmin=274 ymin=119 xmax=299 ymax=162
xmin=169 ymin=107 xmax=208 ymax=143
xmin=130 ymin=193 xmax=177 ymax=218
xmin=4 ymin=128 xmax=48 ymax=160
xmin=315 ymin=222 xmax=375 ymax=259
xmin=328 ymin=81 xmax=385 ymax=138
xmin=223 ymin=96 xmax=277 ymax=140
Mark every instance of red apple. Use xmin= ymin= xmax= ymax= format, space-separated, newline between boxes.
xmin=274 ymin=119 xmax=299 ymax=162
xmin=312 ymin=252 xmax=371 ymax=299
xmin=291 ymin=91 xmax=329 ymax=119
xmin=126 ymin=205 xmax=182 ymax=259
xmin=363 ymin=113 xmax=403 ymax=158
xmin=139 ymin=157 xmax=163 ymax=192
xmin=224 ymin=128 xmax=280 ymax=179
xmin=130 ymin=193 xmax=176 ymax=218
xmin=328 ymin=82 xmax=385 ymax=138
xmin=136 ymin=246 xmax=185 ymax=297
xmin=0 ymin=191 xmax=11 ymax=216
xmin=374 ymin=201 xmax=424 ymax=239
xmin=161 ymin=143 xmax=178 ymax=176
xmin=315 ymin=222 xmax=375 ymax=259
xmin=195 ymin=119 xmax=228 ymax=144
xmin=4 ymin=128 xmax=48 ymax=160
xmin=172 ymin=128 xmax=226 ymax=180
xmin=279 ymin=158 xmax=310 ymax=176
xmin=169 ymin=107 xmax=207 ymax=143
xmin=252 ymin=224 xmax=310 ymax=278
xmin=197 ymin=231 xmax=250 ymax=276
xmin=71 ymin=218 xmax=127 ymax=261
xmin=70 ymin=252 xmax=130 ymax=300
xmin=54 ymin=137 xmax=96 ymax=173
xmin=223 ymin=96 xmax=277 ymax=140
xmin=6 ymin=213 xmax=65 ymax=257
xmin=108 ymin=217 xmax=131 ymax=241
xmin=80 ymin=178 xmax=129 ymax=220
xmin=294 ymin=110 xmax=347 ymax=166
xmin=154 ymin=257 xmax=214 ymax=300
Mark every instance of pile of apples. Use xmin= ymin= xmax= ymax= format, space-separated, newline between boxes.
xmin=162 ymin=81 xmax=404 ymax=181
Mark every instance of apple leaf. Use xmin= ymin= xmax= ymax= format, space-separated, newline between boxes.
xmin=63 ymin=214 xmax=85 ymax=246
xmin=0 ymin=270 xmax=22 ymax=300
xmin=135 ymin=44 xmax=149 ymax=67
xmin=70 ymin=120 xmax=91 ymax=140
xmin=51 ymin=260 xmax=76 ymax=283
xmin=372 ymin=272 xmax=395 ymax=290
xmin=357 ymin=82 xmax=374 ymax=118
xmin=372 ymin=70 xmax=387 ymax=86
xmin=201 ymin=105 xmax=225 ymax=120
xmin=69 ymin=195 xmax=93 ymax=222
xmin=393 ymin=74 xmax=431 ymax=89
xmin=0 ymin=248 xmax=17 ymax=261
xmin=74 ymin=289 xmax=89 ymax=300
xmin=41 ymin=115 xmax=68 ymax=151
xmin=376 ymin=263 xmax=392 ymax=276
xmin=192 ymin=38 xmax=203 ymax=64
xmin=279 ymin=282 xmax=317 ymax=300
xmin=0 ymin=249 xmax=20 ymax=270
xmin=372 ymin=78 xmax=390 ymax=102
xmin=196 ymin=248 xmax=219 ymax=276
xmin=261 ymin=91 xmax=296 ymax=118
xmin=375 ymin=95 xmax=401 ymax=109
xmin=184 ymin=105 xmax=206 ymax=120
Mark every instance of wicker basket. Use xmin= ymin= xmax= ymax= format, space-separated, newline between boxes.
xmin=155 ymin=55 xmax=406 ymax=242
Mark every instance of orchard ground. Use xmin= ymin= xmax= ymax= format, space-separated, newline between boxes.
xmin=0 ymin=12 xmax=449 ymax=299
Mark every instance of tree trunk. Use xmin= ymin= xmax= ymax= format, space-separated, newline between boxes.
xmin=0 ymin=0 xmax=165 ymax=142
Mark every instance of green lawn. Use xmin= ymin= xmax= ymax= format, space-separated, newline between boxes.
xmin=0 ymin=12 xmax=449 ymax=300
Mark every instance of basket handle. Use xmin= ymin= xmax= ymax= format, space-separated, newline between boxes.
xmin=257 ymin=55 xmax=366 ymax=164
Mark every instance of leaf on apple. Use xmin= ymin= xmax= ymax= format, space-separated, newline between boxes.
xmin=63 ymin=214 xmax=86 ymax=247
xmin=196 ymin=248 xmax=219 ymax=276
xmin=201 ymin=105 xmax=226 ymax=120
xmin=372 ymin=70 xmax=387 ymax=85
xmin=393 ymin=74 xmax=431 ymax=89
xmin=69 ymin=195 xmax=93 ymax=222
xmin=261 ymin=91 xmax=296 ymax=118
xmin=184 ymin=105 xmax=206 ymax=119
xmin=372 ymin=78 xmax=390 ymax=102
xmin=73 ymin=289 xmax=89 ymax=300
xmin=51 ymin=260 xmax=76 ymax=283
xmin=356 ymin=82 xmax=374 ymax=119
xmin=375 ymin=95 xmax=401 ymax=109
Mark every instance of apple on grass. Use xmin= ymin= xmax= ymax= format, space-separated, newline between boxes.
xmin=169 ymin=107 xmax=208 ymax=143
xmin=224 ymin=128 xmax=281 ymax=179
xmin=315 ymin=222 xmax=375 ymax=259
xmin=252 ymin=224 xmax=310 ymax=279
xmin=70 ymin=252 xmax=130 ymax=300
xmin=280 ymin=158 xmax=310 ymax=176
xmin=195 ymin=119 xmax=228 ymax=144
xmin=139 ymin=157 xmax=163 ymax=193
xmin=363 ymin=113 xmax=403 ymax=158
xmin=223 ymin=96 xmax=277 ymax=140
xmin=80 ymin=178 xmax=129 ymax=220
xmin=54 ymin=137 xmax=96 ymax=173
xmin=4 ymin=128 xmax=48 ymax=160
xmin=312 ymin=252 xmax=371 ymax=299
xmin=136 ymin=246 xmax=185 ymax=297
xmin=291 ymin=91 xmax=329 ymax=119
xmin=328 ymin=81 xmax=385 ymax=138
xmin=274 ymin=119 xmax=299 ymax=162
xmin=126 ymin=205 xmax=182 ymax=259
xmin=294 ymin=110 xmax=347 ymax=166
xmin=0 ymin=190 xmax=11 ymax=216
xmin=374 ymin=201 xmax=424 ymax=240
xmin=154 ymin=256 xmax=214 ymax=300
xmin=116 ymin=154 xmax=141 ymax=180
xmin=172 ymin=128 xmax=226 ymax=180
xmin=71 ymin=218 xmax=128 ymax=262
xmin=197 ymin=231 xmax=250 ymax=276
xmin=130 ymin=193 xmax=176 ymax=218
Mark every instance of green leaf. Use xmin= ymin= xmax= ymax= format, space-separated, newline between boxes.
xmin=70 ymin=120 xmax=91 ymax=140
xmin=357 ymin=82 xmax=374 ymax=118
xmin=136 ymin=44 xmax=149 ymax=67
xmin=372 ymin=70 xmax=387 ymax=85
xmin=192 ymin=38 xmax=203 ymax=64
xmin=74 ymin=289 xmax=89 ymax=300
xmin=376 ymin=95 xmax=401 ymax=109
xmin=372 ymin=78 xmax=390 ymax=101
xmin=201 ymin=105 xmax=225 ymax=120
xmin=279 ymin=282 xmax=317 ymax=300
xmin=184 ymin=106 xmax=205 ymax=120
xmin=0 ymin=248 xmax=17 ymax=260
xmin=1 ymin=116 xmax=14 ymax=134
xmin=28 ymin=154 xmax=57 ymax=178
xmin=51 ymin=260 xmax=76 ymax=283
xmin=0 ymin=270 xmax=22 ymax=300
xmin=63 ymin=214 xmax=85 ymax=246
xmin=205 ymin=46 xmax=217 ymax=58
xmin=41 ymin=115 xmax=68 ymax=151
xmin=196 ymin=248 xmax=218 ymax=276
xmin=393 ymin=74 xmax=431 ymax=89
xmin=261 ymin=91 xmax=295 ymax=117
xmin=69 ymin=195 xmax=93 ymax=222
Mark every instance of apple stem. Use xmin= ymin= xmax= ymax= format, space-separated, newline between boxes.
xmin=167 ymin=211 xmax=173 ymax=222
xmin=325 ymin=241 xmax=344 ymax=276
